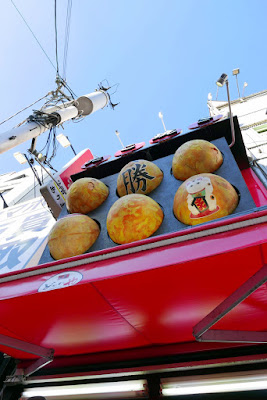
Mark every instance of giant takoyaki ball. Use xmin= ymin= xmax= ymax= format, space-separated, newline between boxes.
xmin=48 ymin=214 xmax=100 ymax=260
xmin=66 ymin=177 xmax=109 ymax=214
xmin=107 ymin=194 xmax=164 ymax=244
xmin=117 ymin=159 xmax=163 ymax=197
xmin=172 ymin=140 xmax=223 ymax=181
xmin=173 ymin=173 xmax=239 ymax=226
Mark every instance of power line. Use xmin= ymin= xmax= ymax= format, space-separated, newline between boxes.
xmin=9 ymin=0 xmax=77 ymax=118
xmin=10 ymin=0 xmax=57 ymax=72
xmin=0 ymin=92 xmax=51 ymax=126
xmin=54 ymin=0 xmax=59 ymax=75
xmin=62 ymin=0 xmax=73 ymax=81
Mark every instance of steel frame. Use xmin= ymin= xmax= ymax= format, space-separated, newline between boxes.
xmin=193 ymin=262 xmax=267 ymax=343
xmin=0 ymin=334 xmax=54 ymax=380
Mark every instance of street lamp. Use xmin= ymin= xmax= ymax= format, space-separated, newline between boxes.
xmin=115 ymin=130 xmax=125 ymax=148
xmin=216 ymin=73 xmax=235 ymax=148
xmin=158 ymin=111 xmax=167 ymax=132
xmin=216 ymin=73 xmax=228 ymax=87
xmin=13 ymin=152 xmax=28 ymax=164
xmin=56 ymin=133 xmax=76 ymax=155
xmin=242 ymin=82 xmax=248 ymax=98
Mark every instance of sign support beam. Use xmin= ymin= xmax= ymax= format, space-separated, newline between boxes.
xmin=0 ymin=333 xmax=54 ymax=381
xmin=193 ymin=254 xmax=267 ymax=343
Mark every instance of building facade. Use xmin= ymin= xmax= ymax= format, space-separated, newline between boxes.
xmin=208 ymin=89 xmax=267 ymax=186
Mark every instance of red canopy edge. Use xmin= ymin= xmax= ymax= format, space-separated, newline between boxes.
xmin=0 ymin=209 xmax=266 ymax=301
xmin=1 ymin=207 xmax=267 ymax=285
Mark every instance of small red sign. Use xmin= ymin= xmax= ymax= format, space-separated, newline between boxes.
xmin=59 ymin=149 xmax=93 ymax=189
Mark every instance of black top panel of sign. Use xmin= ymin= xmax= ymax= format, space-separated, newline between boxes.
xmin=71 ymin=117 xmax=249 ymax=182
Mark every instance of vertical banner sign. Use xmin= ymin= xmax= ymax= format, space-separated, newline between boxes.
xmin=40 ymin=149 xmax=93 ymax=218
xmin=46 ymin=175 xmax=67 ymax=210
xmin=0 ymin=197 xmax=55 ymax=275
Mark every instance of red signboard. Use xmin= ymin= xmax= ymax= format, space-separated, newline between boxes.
xmin=59 ymin=148 xmax=93 ymax=189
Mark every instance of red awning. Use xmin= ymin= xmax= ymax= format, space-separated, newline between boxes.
xmin=0 ymin=207 xmax=266 ymax=371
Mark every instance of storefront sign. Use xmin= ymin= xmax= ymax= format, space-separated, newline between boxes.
xmin=0 ymin=197 xmax=55 ymax=275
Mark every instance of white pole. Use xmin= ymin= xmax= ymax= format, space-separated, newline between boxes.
xmin=0 ymin=90 xmax=109 ymax=155
xmin=115 ymin=130 xmax=125 ymax=148
xmin=0 ymin=122 xmax=47 ymax=154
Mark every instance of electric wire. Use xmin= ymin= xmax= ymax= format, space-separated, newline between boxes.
xmin=40 ymin=163 xmax=44 ymax=185
xmin=45 ymin=127 xmax=59 ymax=163
xmin=37 ymin=125 xmax=59 ymax=165
xmin=0 ymin=93 xmax=51 ymax=126
xmin=28 ymin=110 xmax=60 ymax=127
xmin=62 ymin=0 xmax=72 ymax=81
xmin=61 ymin=78 xmax=76 ymax=98
xmin=54 ymin=0 xmax=59 ymax=75
xmin=8 ymin=0 xmax=86 ymax=165
xmin=10 ymin=0 xmax=76 ymax=100
xmin=10 ymin=0 xmax=57 ymax=72
xmin=54 ymin=0 xmax=76 ymax=98
xmin=33 ymin=169 xmax=36 ymax=198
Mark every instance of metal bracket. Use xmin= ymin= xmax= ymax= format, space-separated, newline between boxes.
xmin=193 ymin=262 xmax=267 ymax=343
xmin=0 ymin=334 xmax=54 ymax=381
xmin=29 ymin=137 xmax=37 ymax=154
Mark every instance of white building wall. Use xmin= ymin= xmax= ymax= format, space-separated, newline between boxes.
xmin=0 ymin=196 xmax=55 ymax=274
xmin=0 ymin=165 xmax=55 ymax=273
xmin=208 ymin=90 xmax=267 ymax=129
xmin=208 ymin=90 xmax=267 ymax=184
xmin=0 ymin=165 xmax=51 ymax=210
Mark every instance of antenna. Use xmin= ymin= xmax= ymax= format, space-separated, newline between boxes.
xmin=232 ymin=68 xmax=241 ymax=98
xmin=158 ymin=111 xmax=167 ymax=131
xmin=115 ymin=130 xmax=125 ymax=148
xmin=208 ymin=93 xmax=212 ymax=101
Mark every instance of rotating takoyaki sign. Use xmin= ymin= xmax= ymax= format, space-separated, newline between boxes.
xmin=46 ymin=133 xmax=247 ymax=261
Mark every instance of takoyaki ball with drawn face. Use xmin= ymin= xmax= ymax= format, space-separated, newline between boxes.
xmin=173 ymin=173 xmax=239 ymax=225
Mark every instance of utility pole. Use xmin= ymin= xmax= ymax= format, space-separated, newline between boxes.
xmin=0 ymin=90 xmax=109 ymax=155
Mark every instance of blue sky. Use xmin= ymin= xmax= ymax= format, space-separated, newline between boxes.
xmin=0 ymin=0 xmax=267 ymax=175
